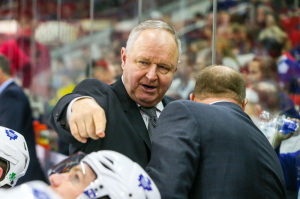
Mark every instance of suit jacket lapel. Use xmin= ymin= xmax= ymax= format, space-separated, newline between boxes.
xmin=162 ymin=95 xmax=174 ymax=106
xmin=111 ymin=78 xmax=152 ymax=149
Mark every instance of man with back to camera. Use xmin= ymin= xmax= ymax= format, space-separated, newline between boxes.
xmin=0 ymin=150 xmax=161 ymax=199
xmin=146 ymin=65 xmax=286 ymax=199
xmin=50 ymin=20 xmax=181 ymax=168
xmin=0 ymin=126 xmax=29 ymax=188
xmin=0 ymin=54 xmax=47 ymax=185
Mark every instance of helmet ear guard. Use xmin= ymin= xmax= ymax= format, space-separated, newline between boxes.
xmin=77 ymin=150 xmax=161 ymax=199
xmin=0 ymin=126 xmax=30 ymax=187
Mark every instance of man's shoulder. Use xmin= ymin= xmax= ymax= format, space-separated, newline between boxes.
xmin=79 ymin=78 xmax=108 ymax=87
xmin=167 ymin=99 xmax=205 ymax=106
xmin=1 ymin=82 xmax=26 ymax=98
xmin=163 ymin=95 xmax=176 ymax=104
xmin=74 ymin=78 xmax=112 ymax=95
xmin=165 ymin=100 xmax=242 ymax=115
xmin=165 ymin=100 xmax=204 ymax=111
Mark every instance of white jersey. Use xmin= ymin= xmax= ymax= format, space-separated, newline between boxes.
xmin=0 ymin=181 xmax=61 ymax=199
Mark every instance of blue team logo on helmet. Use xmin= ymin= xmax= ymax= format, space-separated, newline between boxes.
xmin=5 ymin=129 xmax=18 ymax=140
xmin=84 ymin=189 xmax=96 ymax=198
xmin=138 ymin=174 xmax=152 ymax=191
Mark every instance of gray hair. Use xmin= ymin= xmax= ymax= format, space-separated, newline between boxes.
xmin=126 ymin=20 xmax=181 ymax=62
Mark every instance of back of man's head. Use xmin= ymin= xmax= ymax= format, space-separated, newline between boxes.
xmin=0 ymin=54 xmax=11 ymax=76
xmin=194 ymin=65 xmax=246 ymax=104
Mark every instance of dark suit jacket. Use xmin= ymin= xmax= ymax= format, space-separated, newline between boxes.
xmin=146 ymin=100 xmax=286 ymax=199
xmin=50 ymin=78 xmax=174 ymax=168
xmin=0 ymin=81 xmax=46 ymax=184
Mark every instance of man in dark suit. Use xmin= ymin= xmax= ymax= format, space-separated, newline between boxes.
xmin=146 ymin=65 xmax=286 ymax=199
xmin=0 ymin=54 xmax=46 ymax=185
xmin=50 ymin=20 xmax=181 ymax=168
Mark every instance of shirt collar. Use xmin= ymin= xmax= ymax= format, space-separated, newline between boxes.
xmin=210 ymin=100 xmax=230 ymax=105
xmin=0 ymin=78 xmax=14 ymax=95
xmin=137 ymin=102 xmax=163 ymax=112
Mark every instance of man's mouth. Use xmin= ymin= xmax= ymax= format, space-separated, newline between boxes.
xmin=142 ymin=84 xmax=157 ymax=91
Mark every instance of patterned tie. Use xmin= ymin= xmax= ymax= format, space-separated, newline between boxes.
xmin=140 ymin=106 xmax=157 ymax=140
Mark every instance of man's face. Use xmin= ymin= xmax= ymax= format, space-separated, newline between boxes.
xmin=49 ymin=163 xmax=96 ymax=199
xmin=121 ymin=29 xmax=178 ymax=107
xmin=248 ymin=61 xmax=262 ymax=84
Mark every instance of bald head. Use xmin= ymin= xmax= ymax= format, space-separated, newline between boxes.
xmin=192 ymin=65 xmax=246 ymax=106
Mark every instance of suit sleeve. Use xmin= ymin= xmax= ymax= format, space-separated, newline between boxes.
xmin=146 ymin=101 xmax=201 ymax=199
xmin=0 ymin=89 xmax=30 ymax=133
xmin=49 ymin=78 xmax=109 ymax=145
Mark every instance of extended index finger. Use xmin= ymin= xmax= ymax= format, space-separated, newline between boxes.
xmin=93 ymin=110 xmax=106 ymax=138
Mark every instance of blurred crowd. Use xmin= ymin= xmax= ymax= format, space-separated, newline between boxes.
xmin=0 ymin=0 xmax=299 ymax=154
xmin=0 ymin=0 xmax=299 ymax=198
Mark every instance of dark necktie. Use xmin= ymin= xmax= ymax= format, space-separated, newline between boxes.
xmin=140 ymin=106 xmax=157 ymax=140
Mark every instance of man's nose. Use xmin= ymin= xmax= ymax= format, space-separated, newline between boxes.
xmin=49 ymin=173 xmax=68 ymax=187
xmin=146 ymin=65 xmax=158 ymax=80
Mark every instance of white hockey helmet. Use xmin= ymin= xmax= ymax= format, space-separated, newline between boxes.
xmin=0 ymin=126 xmax=30 ymax=187
xmin=77 ymin=150 xmax=161 ymax=199
xmin=0 ymin=181 xmax=62 ymax=199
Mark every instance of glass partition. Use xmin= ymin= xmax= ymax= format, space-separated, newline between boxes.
xmin=0 ymin=0 xmax=299 ymax=154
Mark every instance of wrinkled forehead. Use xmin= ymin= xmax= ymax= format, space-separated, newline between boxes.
xmin=130 ymin=29 xmax=180 ymax=62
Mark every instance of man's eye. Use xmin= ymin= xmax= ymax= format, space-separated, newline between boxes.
xmin=158 ymin=65 xmax=170 ymax=74
xmin=138 ymin=61 xmax=150 ymax=69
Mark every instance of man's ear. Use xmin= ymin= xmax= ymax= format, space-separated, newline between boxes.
xmin=0 ymin=167 xmax=3 ymax=179
xmin=190 ymin=93 xmax=196 ymax=101
xmin=241 ymin=99 xmax=248 ymax=111
xmin=121 ymin=47 xmax=127 ymax=69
